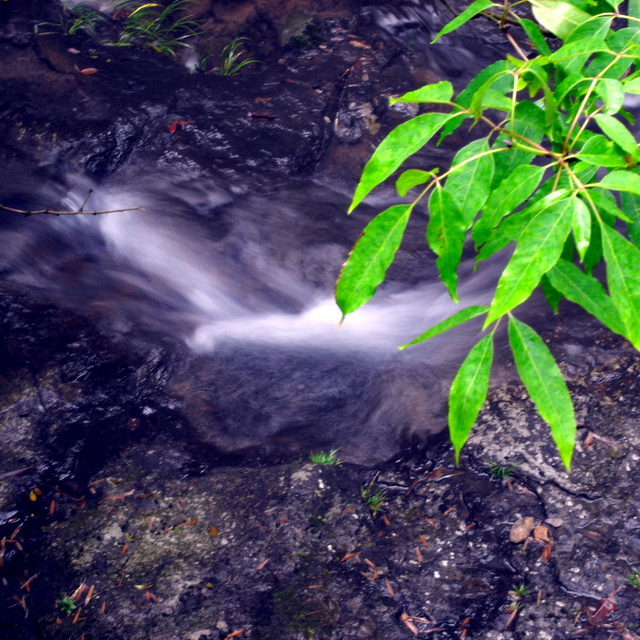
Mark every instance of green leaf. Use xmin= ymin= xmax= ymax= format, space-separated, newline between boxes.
xmin=432 ymin=0 xmax=495 ymax=43
xmin=541 ymin=273 xmax=563 ymax=313
xmin=589 ymin=188 xmax=632 ymax=223
xmin=547 ymin=259 xmax=627 ymax=336
xmin=449 ymin=334 xmax=494 ymax=465
xmin=484 ymin=197 xmax=575 ymax=326
xmin=620 ymin=191 xmax=640 ymax=248
xmin=595 ymin=78 xmax=624 ymax=114
xmin=336 ymin=205 xmax=412 ymax=316
xmin=575 ymin=134 xmax=628 ymax=167
xmin=473 ymin=164 xmax=545 ymax=248
xmin=547 ymin=36 xmax=609 ymax=62
xmin=594 ymin=114 xmax=640 ymax=161
xmin=554 ymin=73 xmax=590 ymax=106
xmin=492 ymin=101 xmax=546 ymax=188
xmin=572 ymin=197 xmax=591 ymax=262
xmin=427 ymin=186 xmax=466 ymax=301
xmin=600 ymin=223 xmax=640 ymax=348
xmin=390 ymin=81 xmax=454 ymax=104
xmin=598 ymin=170 xmax=640 ymax=195
xmin=446 ymin=139 xmax=496 ymax=227
xmin=469 ymin=70 xmax=513 ymax=118
xmin=396 ymin=169 xmax=437 ymax=197
xmin=530 ymin=0 xmax=591 ymax=40
xmin=349 ymin=112 xmax=456 ymax=212
xmin=508 ymin=316 xmax=576 ymax=470
xmin=518 ymin=17 xmax=551 ymax=55
xmin=624 ymin=76 xmax=640 ymax=94
xmin=565 ymin=15 xmax=613 ymax=42
xmin=400 ymin=306 xmax=489 ymax=349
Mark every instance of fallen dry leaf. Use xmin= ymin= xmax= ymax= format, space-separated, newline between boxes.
xmin=533 ymin=524 xmax=550 ymax=543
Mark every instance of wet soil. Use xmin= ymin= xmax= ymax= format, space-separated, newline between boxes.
xmin=1 ymin=1 xmax=640 ymax=639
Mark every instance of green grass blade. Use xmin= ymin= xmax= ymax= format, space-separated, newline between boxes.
xmin=449 ymin=334 xmax=494 ymax=465
xmin=349 ymin=113 xmax=456 ymax=212
xmin=336 ymin=205 xmax=412 ymax=317
xmin=508 ymin=316 xmax=575 ymax=470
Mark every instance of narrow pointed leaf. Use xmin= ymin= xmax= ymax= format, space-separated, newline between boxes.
xmin=485 ymin=197 xmax=575 ymax=326
xmin=518 ymin=17 xmax=551 ymax=55
xmin=390 ymin=81 xmax=454 ymax=104
xmin=400 ymin=306 xmax=489 ymax=349
xmin=349 ymin=113 xmax=455 ymax=212
xmin=594 ymin=115 xmax=640 ymax=160
xmin=396 ymin=169 xmax=436 ymax=197
xmin=620 ymin=191 xmax=640 ymax=248
xmin=596 ymin=78 xmax=624 ymax=114
xmin=449 ymin=334 xmax=494 ymax=465
xmin=474 ymin=164 xmax=545 ymax=247
xmin=530 ymin=0 xmax=591 ymax=40
xmin=427 ymin=186 xmax=466 ymax=301
xmin=600 ymin=223 xmax=640 ymax=348
xmin=541 ymin=274 xmax=563 ymax=313
xmin=576 ymin=134 xmax=627 ymax=167
xmin=336 ymin=205 xmax=411 ymax=316
xmin=446 ymin=139 xmax=496 ymax=227
xmin=547 ymin=259 xmax=627 ymax=336
xmin=508 ymin=316 xmax=576 ymax=470
xmin=598 ymin=170 xmax=640 ymax=196
xmin=572 ymin=197 xmax=591 ymax=261
xmin=432 ymin=0 xmax=495 ymax=43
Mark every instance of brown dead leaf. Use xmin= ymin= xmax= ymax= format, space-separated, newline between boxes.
xmin=419 ymin=534 xmax=429 ymax=548
xmin=415 ymin=546 xmax=424 ymax=563
xmin=340 ymin=551 xmax=361 ymax=562
xmin=79 ymin=67 xmax=98 ymax=74
xmin=533 ymin=524 xmax=550 ymax=543
xmin=539 ymin=541 xmax=554 ymax=562
xmin=223 ymin=630 xmax=246 ymax=640
xmin=209 ymin=525 xmax=219 ymax=537
xmin=348 ymin=40 xmax=372 ymax=49
xmin=385 ymin=578 xmax=395 ymax=598
xmin=256 ymin=559 xmax=270 ymax=571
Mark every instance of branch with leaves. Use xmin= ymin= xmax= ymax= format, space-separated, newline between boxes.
xmin=336 ymin=0 xmax=640 ymax=470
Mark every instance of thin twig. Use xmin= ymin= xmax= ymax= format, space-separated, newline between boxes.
xmin=0 ymin=204 xmax=145 ymax=216
xmin=79 ymin=188 xmax=94 ymax=212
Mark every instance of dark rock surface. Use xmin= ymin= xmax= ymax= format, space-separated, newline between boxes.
xmin=1 ymin=1 xmax=640 ymax=639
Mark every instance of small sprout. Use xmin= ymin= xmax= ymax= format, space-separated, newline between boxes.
xmin=309 ymin=448 xmax=342 ymax=466
xmin=485 ymin=460 xmax=520 ymax=480
xmin=511 ymin=584 xmax=530 ymax=598
xmin=218 ymin=37 xmax=259 ymax=76
xmin=627 ymin=571 xmax=640 ymax=590
xmin=360 ymin=485 xmax=386 ymax=512
xmin=57 ymin=597 xmax=77 ymax=615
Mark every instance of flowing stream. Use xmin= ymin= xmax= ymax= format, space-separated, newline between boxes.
xmin=0 ymin=0 xmax=516 ymax=464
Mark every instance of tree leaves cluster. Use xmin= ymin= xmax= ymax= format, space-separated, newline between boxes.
xmin=335 ymin=0 xmax=640 ymax=470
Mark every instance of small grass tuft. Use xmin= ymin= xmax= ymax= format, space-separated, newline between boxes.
xmin=511 ymin=584 xmax=530 ymax=598
xmin=309 ymin=448 xmax=342 ymax=466
xmin=485 ymin=460 xmax=520 ymax=480
xmin=218 ymin=37 xmax=259 ymax=76
xmin=360 ymin=484 xmax=385 ymax=512
xmin=57 ymin=596 xmax=77 ymax=615
xmin=35 ymin=2 xmax=107 ymax=36
xmin=627 ymin=571 xmax=640 ymax=590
